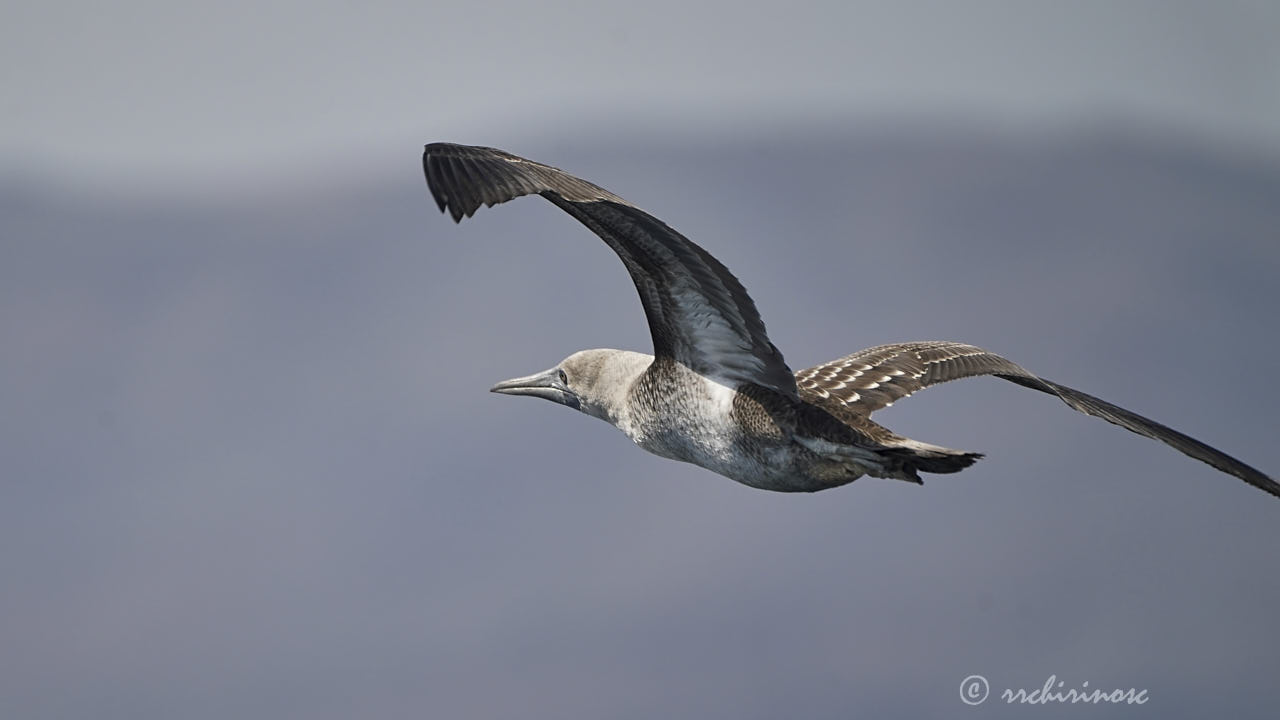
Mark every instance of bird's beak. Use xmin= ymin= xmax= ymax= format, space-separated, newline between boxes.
xmin=489 ymin=367 xmax=580 ymax=410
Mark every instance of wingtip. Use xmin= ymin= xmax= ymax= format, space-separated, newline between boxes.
xmin=1245 ymin=471 xmax=1280 ymax=500
xmin=431 ymin=190 xmax=451 ymax=218
xmin=423 ymin=145 xmax=467 ymax=223
xmin=430 ymin=190 xmax=462 ymax=223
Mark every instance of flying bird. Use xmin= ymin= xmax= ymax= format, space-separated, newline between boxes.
xmin=422 ymin=142 xmax=1277 ymax=498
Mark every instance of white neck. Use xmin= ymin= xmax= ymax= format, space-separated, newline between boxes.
xmin=571 ymin=349 xmax=653 ymax=428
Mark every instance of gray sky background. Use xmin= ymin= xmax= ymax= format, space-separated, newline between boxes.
xmin=4 ymin=1 xmax=1280 ymax=190
xmin=3 ymin=2 xmax=1279 ymax=718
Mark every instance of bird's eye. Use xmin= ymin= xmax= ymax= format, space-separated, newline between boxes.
xmin=558 ymin=369 xmax=568 ymax=385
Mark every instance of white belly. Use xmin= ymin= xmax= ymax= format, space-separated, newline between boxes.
xmin=622 ymin=375 xmax=799 ymax=486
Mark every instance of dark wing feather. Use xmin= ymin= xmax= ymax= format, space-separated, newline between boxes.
xmin=424 ymin=143 xmax=796 ymax=397
xmin=796 ymin=341 xmax=1278 ymax=498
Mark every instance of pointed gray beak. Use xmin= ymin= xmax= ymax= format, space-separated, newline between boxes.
xmin=489 ymin=367 xmax=580 ymax=410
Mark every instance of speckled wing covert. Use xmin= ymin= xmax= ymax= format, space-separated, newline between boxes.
xmin=796 ymin=341 xmax=1279 ymax=497
xmin=423 ymin=143 xmax=797 ymax=397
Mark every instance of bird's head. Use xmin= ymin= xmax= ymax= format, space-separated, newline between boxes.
xmin=489 ymin=349 xmax=651 ymax=425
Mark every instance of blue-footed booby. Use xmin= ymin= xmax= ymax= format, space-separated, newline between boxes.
xmin=422 ymin=142 xmax=1277 ymax=498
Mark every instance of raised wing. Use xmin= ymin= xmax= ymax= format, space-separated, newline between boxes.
xmin=796 ymin=341 xmax=1278 ymax=497
xmin=423 ymin=143 xmax=796 ymax=397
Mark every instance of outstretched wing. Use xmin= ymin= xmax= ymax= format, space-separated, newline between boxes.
xmin=796 ymin=341 xmax=1018 ymax=414
xmin=796 ymin=341 xmax=1278 ymax=497
xmin=423 ymin=143 xmax=796 ymax=397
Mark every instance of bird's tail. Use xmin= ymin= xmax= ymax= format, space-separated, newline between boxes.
xmin=867 ymin=438 xmax=984 ymax=484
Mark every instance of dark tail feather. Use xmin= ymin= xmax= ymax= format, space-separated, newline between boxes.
xmin=879 ymin=443 xmax=984 ymax=483
xmin=999 ymin=374 xmax=1280 ymax=499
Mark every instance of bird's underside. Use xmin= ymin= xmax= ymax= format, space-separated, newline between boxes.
xmin=423 ymin=142 xmax=1278 ymax=499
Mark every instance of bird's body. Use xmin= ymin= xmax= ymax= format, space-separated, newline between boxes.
xmin=423 ymin=142 xmax=1278 ymax=498
xmin=616 ymin=355 xmax=976 ymax=492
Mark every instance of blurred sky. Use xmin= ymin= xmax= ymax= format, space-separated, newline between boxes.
xmin=3 ymin=0 xmax=1280 ymax=190
xmin=3 ymin=2 xmax=1279 ymax=719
